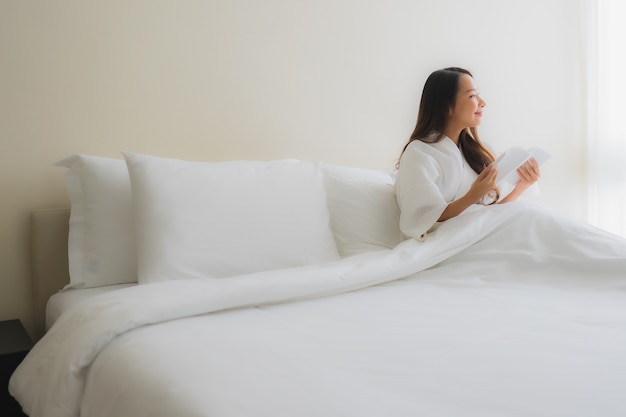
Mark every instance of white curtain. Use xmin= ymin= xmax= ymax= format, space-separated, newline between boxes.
xmin=586 ymin=0 xmax=626 ymax=238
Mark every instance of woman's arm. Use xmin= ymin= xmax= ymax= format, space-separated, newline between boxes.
xmin=438 ymin=164 xmax=498 ymax=221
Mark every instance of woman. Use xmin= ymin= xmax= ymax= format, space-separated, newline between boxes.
xmin=395 ymin=67 xmax=540 ymax=241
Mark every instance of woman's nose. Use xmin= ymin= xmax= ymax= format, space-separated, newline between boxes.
xmin=479 ymin=96 xmax=486 ymax=107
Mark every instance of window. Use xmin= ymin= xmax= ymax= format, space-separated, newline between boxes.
xmin=586 ymin=0 xmax=626 ymax=238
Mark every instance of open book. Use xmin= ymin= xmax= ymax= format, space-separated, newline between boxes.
xmin=493 ymin=146 xmax=551 ymax=185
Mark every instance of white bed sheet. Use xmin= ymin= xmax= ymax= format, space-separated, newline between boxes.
xmin=79 ymin=277 xmax=626 ymax=417
xmin=11 ymin=202 xmax=626 ymax=417
xmin=46 ymin=284 xmax=136 ymax=330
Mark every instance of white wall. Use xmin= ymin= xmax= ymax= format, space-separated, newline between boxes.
xmin=0 ymin=0 xmax=586 ymax=337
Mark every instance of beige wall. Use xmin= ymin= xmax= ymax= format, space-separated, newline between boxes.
xmin=0 ymin=0 xmax=586 ymax=338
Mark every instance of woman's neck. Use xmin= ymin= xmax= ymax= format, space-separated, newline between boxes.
xmin=443 ymin=126 xmax=462 ymax=145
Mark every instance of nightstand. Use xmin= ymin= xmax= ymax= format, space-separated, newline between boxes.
xmin=0 ymin=320 xmax=33 ymax=417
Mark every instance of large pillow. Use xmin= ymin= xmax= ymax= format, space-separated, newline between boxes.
xmin=55 ymin=155 xmax=136 ymax=288
xmin=322 ymin=163 xmax=403 ymax=257
xmin=123 ymin=152 xmax=340 ymax=284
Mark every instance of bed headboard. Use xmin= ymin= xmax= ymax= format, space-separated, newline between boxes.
xmin=30 ymin=208 xmax=71 ymax=339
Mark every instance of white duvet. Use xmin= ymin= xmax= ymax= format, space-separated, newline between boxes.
xmin=10 ymin=203 xmax=626 ymax=417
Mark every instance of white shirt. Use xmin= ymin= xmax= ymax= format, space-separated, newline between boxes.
xmin=394 ymin=137 xmax=486 ymax=241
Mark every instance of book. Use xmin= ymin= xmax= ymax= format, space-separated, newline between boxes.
xmin=493 ymin=146 xmax=551 ymax=185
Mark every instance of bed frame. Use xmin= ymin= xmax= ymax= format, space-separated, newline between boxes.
xmin=30 ymin=208 xmax=71 ymax=339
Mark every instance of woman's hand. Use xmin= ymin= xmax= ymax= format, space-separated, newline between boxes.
xmin=498 ymin=158 xmax=541 ymax=204
xmin=515 ymin=157 xmax=540 ymax=189
xmin=468 ymin=163 xmax=498 ymax=202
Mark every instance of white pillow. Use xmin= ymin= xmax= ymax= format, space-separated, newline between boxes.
xmin=123 ymin=152 xmax=340 ymax=284
xmin=55 ymin=155 xmax=136 ymax=288
xmin=322 ymin=163 xmax=403 ymax=257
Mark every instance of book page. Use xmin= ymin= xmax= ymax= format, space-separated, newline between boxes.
xmin=494 ymin=146 xmax=551 ymax=185
xmin=528 ymin=147 xmax=552 ymax=166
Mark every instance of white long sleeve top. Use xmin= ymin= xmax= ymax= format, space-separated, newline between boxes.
xmin=395 ymin=137 xmax=483 ymax=241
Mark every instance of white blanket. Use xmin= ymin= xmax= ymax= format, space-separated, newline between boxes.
xmin=10 ymin=203 xmax=626 ymax=417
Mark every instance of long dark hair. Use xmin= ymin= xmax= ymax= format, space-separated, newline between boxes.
xmin=397 ymin=67 xmax=496 ymax=175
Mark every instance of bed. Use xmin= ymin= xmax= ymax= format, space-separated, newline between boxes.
xmin=10 ymin=152 xmax=626 ymax=417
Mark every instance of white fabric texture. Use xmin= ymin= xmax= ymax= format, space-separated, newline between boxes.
xmin=322 ymin=163 xmax=403 ymax=257
xmin=395 ymin=138 xmax=466 ymax=240
xmin=123 ymin=152 xmax=339 ymax=283
xmin=55 ymin=155 xmax=136 ymax=288
xmin=45 ymin=284 xmax=136 ymax=330
xmin=10 ymin=202 xmax=626 ymax=417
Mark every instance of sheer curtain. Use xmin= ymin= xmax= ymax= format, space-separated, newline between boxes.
xmin=586 ymin=0 xmax=626 ymax=238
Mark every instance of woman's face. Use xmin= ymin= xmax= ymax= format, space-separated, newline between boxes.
xmin=449 ymin=74 xmax=486 ymax=129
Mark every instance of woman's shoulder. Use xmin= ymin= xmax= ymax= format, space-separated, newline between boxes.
xmin=405 ymin=137 xmax=457 ymax=158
